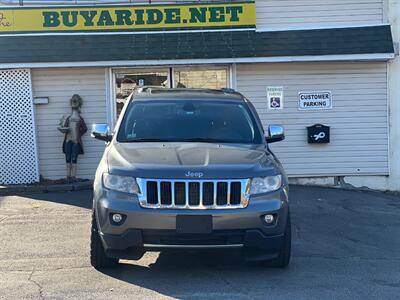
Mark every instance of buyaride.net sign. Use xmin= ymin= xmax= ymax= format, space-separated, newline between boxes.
xmin=0 ymin=1 xmax=256 ymax=34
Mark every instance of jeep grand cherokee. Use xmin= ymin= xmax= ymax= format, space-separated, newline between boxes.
xmin=90 ymin=88 xmax=291 ymax=268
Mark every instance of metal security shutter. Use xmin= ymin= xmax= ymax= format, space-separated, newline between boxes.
xmin=0 ymin=69 xmax=39 ymax=184
xmin=237 ymin=62 xmax=389 ymax=177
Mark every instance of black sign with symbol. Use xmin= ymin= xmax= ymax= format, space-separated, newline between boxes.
xmin=270 ymin=97 xmax=281 ymax=109
xmin=307 ymin=124 xmax=330 ymax=144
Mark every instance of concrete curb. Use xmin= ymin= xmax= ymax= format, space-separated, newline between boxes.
xmin=289 ymin=183 xmax=400 ymax=197
xmin=0 ymin=181 xmax=93 ymax=196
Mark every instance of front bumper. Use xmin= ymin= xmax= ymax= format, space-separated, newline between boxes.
xmin=102 ymin=229 xmax=284 ymax=261
xmin=95 ymin=188 xmax=289 ymax=261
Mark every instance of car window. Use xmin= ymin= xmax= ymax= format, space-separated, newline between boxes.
xmin=117 ymin=99 xmax=263 ymax=144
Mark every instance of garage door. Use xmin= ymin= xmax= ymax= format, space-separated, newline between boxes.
xmin=237 ymin=62 xmax=389 ymax=177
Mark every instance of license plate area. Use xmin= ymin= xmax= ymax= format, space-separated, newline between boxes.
xmin=176 ymin=215 xmax=212 ymax=234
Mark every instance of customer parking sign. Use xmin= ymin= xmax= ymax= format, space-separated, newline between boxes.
xmin=298 ymin=91 xmax=332 ymax=110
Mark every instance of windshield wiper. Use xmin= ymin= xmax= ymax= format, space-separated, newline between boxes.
xmin=120 ymin=138 xmax=240 ymax=143
xmin=179 ymin=138 xmax=237 ymax=143
xmin=121 ymin=138 xmax=176 ymax=143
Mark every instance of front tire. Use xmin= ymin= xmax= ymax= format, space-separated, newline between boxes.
xmin=90 ymin=211 xmax=119 ymax=269
xmin=265 ymin=212 xmax=291 ymax=268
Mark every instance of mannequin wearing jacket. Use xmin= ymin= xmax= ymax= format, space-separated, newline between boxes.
xmin=58 ymin=94 xmax=87 ymax=182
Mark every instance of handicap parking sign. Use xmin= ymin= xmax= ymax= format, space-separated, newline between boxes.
xmin=267 ymin=87 xmax=283 ymax=110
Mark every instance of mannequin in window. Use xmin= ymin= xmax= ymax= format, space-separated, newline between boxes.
xmin=58 ymin=94 xmax=87 ymax=182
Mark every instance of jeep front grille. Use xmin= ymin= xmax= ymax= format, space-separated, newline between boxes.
xmin=137 ymin=179 xmax=250 ymax=209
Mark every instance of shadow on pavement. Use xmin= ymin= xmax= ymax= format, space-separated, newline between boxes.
xmin=17 ymin=190 xmax=93 ymax=210
xmin=101 ymin=250 xmax=290 ymax=298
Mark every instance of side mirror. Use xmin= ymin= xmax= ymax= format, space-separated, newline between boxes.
xmin=91 ymin=123 xmax=112 ymax=142
xmin=266 ymin=125 xmax=285 ymax=143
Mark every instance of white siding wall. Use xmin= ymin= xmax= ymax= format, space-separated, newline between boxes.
xmin=32 ymin=68 xmax=107 ymax=180
xmin=256 ymin=0 xmax=385 ymax=30
xmin=236 ymin=62 xmax=389 ymax=177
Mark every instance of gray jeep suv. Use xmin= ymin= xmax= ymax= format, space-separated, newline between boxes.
xmin=91 ymin=88 xmax=290 ymax=268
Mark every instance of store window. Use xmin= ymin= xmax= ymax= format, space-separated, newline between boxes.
xmin=174 ymin=68 xmax=228 ymax=89
xmin=113 ymin=66 xmax=229 ymax=120
xmin=115 ymin=68 xmax=169 ymax=116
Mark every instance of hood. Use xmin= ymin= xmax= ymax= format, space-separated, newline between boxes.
xmin=107 ymin=142 xmax=280 ymax=179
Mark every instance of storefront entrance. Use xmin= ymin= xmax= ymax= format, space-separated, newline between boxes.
xmin=113 ymin=66 xmax=230 ymax=119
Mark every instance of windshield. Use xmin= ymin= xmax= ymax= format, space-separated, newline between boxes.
xmin=117 ymin=100 xmax=263 ymax=144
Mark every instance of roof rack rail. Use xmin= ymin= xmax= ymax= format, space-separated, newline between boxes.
xmin=135 ymin=87 xmax=241 ymax=96
xmin=136 ymin=86 xmax=166 ymax=93
xmin=220 ymin=88 xmax=237 ymax=94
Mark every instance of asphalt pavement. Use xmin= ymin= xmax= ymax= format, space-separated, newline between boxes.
xmin=0 ymin=186 xmax=399 ymax=299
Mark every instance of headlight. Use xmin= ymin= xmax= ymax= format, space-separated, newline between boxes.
xmin=250 ymin=175 xmax=282 ymax=194
xmin=103 ymin=173 xmax=140 ymax=194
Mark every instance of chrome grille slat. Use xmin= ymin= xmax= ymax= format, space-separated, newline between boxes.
xmin=213 ymin=183 xmax=217 ymax=206
xmin=185 ymin=181 xmax=189 ymax=208
xmin=138 ymin=179 xmax=250 ymax=209
xmin=199 ymin=182 xmax=204 ymax=207
xmin=157 ymin=181 xmax=161 ymax=206
xmin=227 ymin=181 xmax=231 ymax=205
xmin=171 ymin=181 xmax=175 ymax=206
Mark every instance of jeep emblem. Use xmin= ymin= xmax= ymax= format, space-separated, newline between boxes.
xmin=185 ymin=171 xmax=204 ymax=178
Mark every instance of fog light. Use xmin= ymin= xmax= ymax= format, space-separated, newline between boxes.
xmin=112 ymin=213 xmax=123 ymax=223
xmin=264 ymin=214 xmax=275 ymax=224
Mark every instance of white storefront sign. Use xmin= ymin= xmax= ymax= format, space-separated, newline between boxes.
xmin=298 ymin=91 xmax=332 ymax=110
xmin=267 ymin=86 xmax=283 ymax=110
